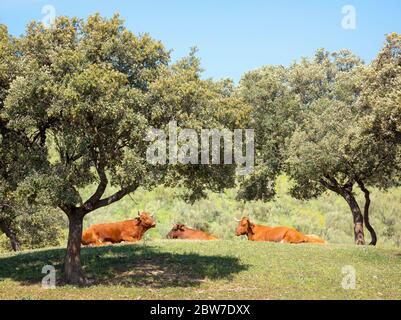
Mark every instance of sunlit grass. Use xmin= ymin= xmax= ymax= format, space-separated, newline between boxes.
xmin=0 ymin=240 xmax=400 ymax=300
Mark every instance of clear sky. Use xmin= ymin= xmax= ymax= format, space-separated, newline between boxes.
xmin=0 ymin=0 xmax=400 ymax=82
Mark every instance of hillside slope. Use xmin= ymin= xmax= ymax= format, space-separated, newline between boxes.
xmin=2 ymin=176 xmax=400 ymax=252
xmin=82 ymin=176 xmax=401 ymax=247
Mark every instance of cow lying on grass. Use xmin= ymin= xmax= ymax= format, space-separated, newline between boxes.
xmin=235 ymin=217 xmax=325 ymax=244
xmin=82 ymin=212 xmax=156 ymax=246
xmin=167 ymin=224 xmax=218 ymax=240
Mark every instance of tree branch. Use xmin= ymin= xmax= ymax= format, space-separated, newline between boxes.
xmin=0 ymin=219 xmax=21 ymax=251
xmin=320 ymin=175 xmax=342 ymax=194
xmin=59 ymin=203 xmax=77 ymax=217
xmin=87 ymin=184 xmax=139 ymax=213
xmin=82 ymin=162 xmax=108 ymax=212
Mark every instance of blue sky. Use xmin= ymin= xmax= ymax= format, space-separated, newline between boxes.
xmin=0 ymin=0 xmax=400 ymax=82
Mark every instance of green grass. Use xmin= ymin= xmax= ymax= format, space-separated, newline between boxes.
xmin=1 ymin=176 xmax=400 ymax=299
xmin=1 ymin=240 xmax=400 ymax=300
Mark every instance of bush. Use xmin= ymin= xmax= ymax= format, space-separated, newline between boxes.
xmin=0 ymin=207 xmax=65 ymax=252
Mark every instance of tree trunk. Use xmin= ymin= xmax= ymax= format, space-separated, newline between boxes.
xmin=8 ymin=231 xmax=20 ymax=251
xmin=61 ymin=184 xmax=137 ymax=284
xmin=320 ymin=178 xmax=367 ymax=246
xmin=343 ymin=192 xmax=365 ymax=245
xmin=0 ymin=221 xmax=21 ymax=252
xmin=358 ymin=182 xmax=377 ymax=246
xmin=64 ymin=212 xmax=86 ymax=285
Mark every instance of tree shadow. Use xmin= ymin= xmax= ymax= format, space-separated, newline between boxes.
xmin=0 ymin=244 xmax=249 ymax=288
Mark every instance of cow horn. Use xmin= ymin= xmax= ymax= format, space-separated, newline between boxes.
xmin=138 ymin=211 xmax=141 ymax=216
xmin=234 ymin=218 xmax=241 ymax=222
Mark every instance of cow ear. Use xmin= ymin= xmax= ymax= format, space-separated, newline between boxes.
xmin=178 ymin=224 xmax=185 ymax=231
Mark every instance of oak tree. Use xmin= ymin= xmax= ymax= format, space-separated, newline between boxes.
xmin=2 ymin=15 xmax=247 ymax=284
xmin=239 ymin=47 xmax=401 ymax=245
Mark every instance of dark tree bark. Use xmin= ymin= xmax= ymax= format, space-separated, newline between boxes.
xmin=342 ymin=189 xmax=365 ymax=245
xmin=64 ymin=210 xmax=86 ymax=285
xmin=357 ymin=180 xmax=377 ymax=246
xmin=0 ymin=220 xmax=21 ymax=252
xmin=321 ymin=177 xmax=365 ymax=245
xmin=61 ymin=183 xmax=138 ymax=285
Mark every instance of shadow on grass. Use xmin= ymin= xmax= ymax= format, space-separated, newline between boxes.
xmin=0 ymin=244 xmax=249 ymax=288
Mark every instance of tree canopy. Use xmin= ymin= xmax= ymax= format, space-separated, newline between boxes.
xmin=1 ymin=14 xmax=248 ymax=284
xmin=239 ymin=43 xmax=401 ymax=245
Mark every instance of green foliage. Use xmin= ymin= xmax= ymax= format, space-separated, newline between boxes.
xmin=358 ymin=33 xmax=401 ymax=176
xmin=237 ymin=66 xmax=299 ymax=201
xmin=284 ymin=49 xmax=389 ymax=197
xmin=0 ymin=207 xmax=65 ymax=252
xmin=239 ymin=46 xmax=400 ymax=200
xmin=2 ymin=14 xmax=248 ymax=218
xmin=1 ymin=24 xmax=62 ymax=251
xmin=238 ymin=42 xmax=401 ymax=244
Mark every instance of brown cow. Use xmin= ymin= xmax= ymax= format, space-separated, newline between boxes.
xmin=82 ymin=212 xmax=156 ymax=246
xmin=235 ymin=217 xmax=325 ymax=244
xmin=167 ymin=224 xmax=217 ymax=240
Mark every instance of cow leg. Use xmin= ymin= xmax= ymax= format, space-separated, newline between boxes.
xmin=94 ymin=239 xmax=108 ymax=246
xmin=282 ymin=230 xmax=306 ymax=244
xmin=281 ymin=232 xmax=293 ymax=244
xmin=93 ymin=238 xmax=114 ymax=246
xmin=121 ymin=235 xmax=137 ymax=243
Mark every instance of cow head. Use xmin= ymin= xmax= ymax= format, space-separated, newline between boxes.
xmin=235 ymin=217 xmax=255 ymax=236
xmin=137 ymin=212 xmax=156 ymax=229
xmin=166 ymin=224 xmax=186 ymax=239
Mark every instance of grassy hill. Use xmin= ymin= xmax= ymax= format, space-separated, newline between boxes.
xmin=0 ymin=240 xmax=400 ymax=300
xmin=1 ymin=175 xmax=401 ymax=253
xmin=81 ymin=175 xmax=401 ymax=247
xmin=1 ymin=176 xmax=400 ymax=300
